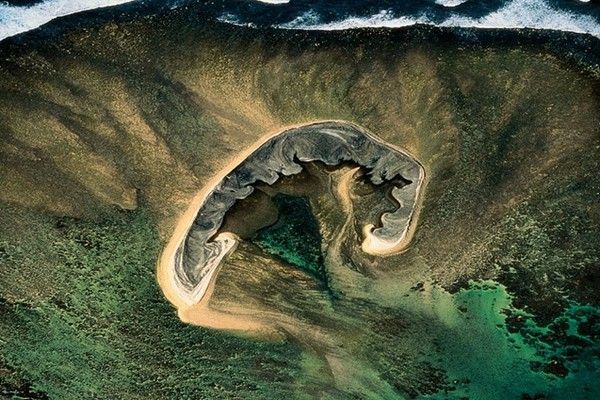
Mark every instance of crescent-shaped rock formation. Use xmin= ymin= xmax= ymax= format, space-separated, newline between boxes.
xmin=164 ymin=121 xmax=424 ymax=305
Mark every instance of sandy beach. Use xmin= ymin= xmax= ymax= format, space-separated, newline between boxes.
xmin=156 ymin=120 xmax=426 ymax=332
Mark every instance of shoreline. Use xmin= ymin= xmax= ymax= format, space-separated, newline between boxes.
xmin=362 ymin=166 xmax=427 ymax=257
xmin=0 ymin=6 xmax=597 ymax=77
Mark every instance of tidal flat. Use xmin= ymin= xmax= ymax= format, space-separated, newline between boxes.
xmin=0 ymin=2 xmax=598 ymax=399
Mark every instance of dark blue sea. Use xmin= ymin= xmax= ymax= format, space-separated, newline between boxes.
xmin=1 ymin=0 xmax=599 ymax=42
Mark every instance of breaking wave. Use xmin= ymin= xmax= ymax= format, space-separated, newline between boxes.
xmin=0 ymin=0 xmax=598 ymax=44
xmin=274 ymin=0 xmax=599 ymax=38
xmin=0 ymin=0 xmax=134 ymax=42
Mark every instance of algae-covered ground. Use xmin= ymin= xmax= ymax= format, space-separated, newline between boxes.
xmin=0 ymin=208 xmax=303 ymax=399
xmin=0 ymin=3 xmax=599 ymax=399
xmin=1 ymin=204 xmax=597 ymax=399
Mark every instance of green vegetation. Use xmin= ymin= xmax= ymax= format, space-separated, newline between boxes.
xmin=254 ymin=194 xmax=325 ymax=283
xmin=0 ymin=8 xmax=597 ymax=399
xmin=1 ymin=204 xmax=598 ymax=399
xmin=0 ymin=208 xmax=302 ymax=399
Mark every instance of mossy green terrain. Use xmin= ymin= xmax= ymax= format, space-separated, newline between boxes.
xmin=0 ymin=4 xmax=598 ymax=399
xmin=0 ymin=208 xmax=303 ymax=399
xmin=254 ymin=194 xmax=325 ymax=281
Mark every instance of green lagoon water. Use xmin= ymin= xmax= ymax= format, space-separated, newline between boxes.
xmin=251 ymin=195 xmax=599 ymax=399
xmin=402 ymin=282 xmax=599 ymax=400
xmin=253 ymin=194 xmax=326 ymax=283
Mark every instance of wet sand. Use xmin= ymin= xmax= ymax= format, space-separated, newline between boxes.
xmin=156 ymin=120 xmax=426 ymax=333
xmin=361 ymin=162 xmax=427 ymax=257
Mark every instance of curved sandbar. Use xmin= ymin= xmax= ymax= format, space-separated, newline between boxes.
xmin=159 ymin=121 xmax=425 ymax=309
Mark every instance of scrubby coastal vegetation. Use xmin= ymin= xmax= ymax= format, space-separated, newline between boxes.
xmin=0 ymin=3 xmax=598 ymax=398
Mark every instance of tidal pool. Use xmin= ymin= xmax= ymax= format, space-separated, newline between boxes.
xmin=159 ymin=121 xmax=424 ymax=307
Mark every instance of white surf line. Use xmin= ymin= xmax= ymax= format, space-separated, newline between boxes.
xmin=0 ymin=0 xmax=135 ymax=42
xmin=255 ymin=0 xmax=290 ymax=4
xmin=276 ymin=0 xmax=600 ymax=38
xmin=439 ymin=0 xmax=600 ymax=38
xmin=435 ymin=0 xmax=468 ymax=7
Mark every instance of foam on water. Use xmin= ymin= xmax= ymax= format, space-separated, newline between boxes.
xmin=440 ymin=0 xmax=600 ymax=37
xmin=254 ymin=0 xmax=290 ymax=4
xmin=275 ymin=0 xmax=599 ymax=38
xmin=1 ymin=0 xmax=598 ymax=43
xmin=435 ymin=0 xmax=469 ymax=7
xmin=0 ymin=0 xmax=134 ymax=42
xmin=217 ymin=12 xmax=258 ymax=28
xmin=280 ymin=10 xmax=423 ymax=30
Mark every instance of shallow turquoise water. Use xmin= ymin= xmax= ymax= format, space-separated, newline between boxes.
xmin=392 ymin=281 xmax=600 ymax=400
xmin=251 ymin=194 xmax=599 ymax=399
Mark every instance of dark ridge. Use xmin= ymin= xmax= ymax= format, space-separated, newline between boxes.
xmin=0 ymin=1 xmax=597 ymax=77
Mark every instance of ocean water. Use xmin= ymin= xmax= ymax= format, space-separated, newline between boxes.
xmin=0 ymin=0 xmax=134 ymax=41
xmin=0 ymin=0 xmax=599 ymax=42
xmin=218 ymin=0 xmax=600 ymax=38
